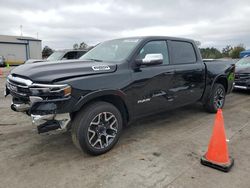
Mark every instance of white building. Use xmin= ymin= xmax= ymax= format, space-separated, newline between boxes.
xmin=0 ymin=35 xmax=42 ymax=65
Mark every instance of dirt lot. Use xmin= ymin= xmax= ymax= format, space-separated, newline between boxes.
xmin=0 ymin=67 xmax=250 ymax=188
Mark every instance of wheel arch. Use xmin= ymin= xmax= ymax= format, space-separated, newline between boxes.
xmin=72 ymin=90 xmax=130 ymax=125
xmin=214 ymin=76 xmax=228 ymax=92
xmin=201 ymin=74 xmax=228 ymax=104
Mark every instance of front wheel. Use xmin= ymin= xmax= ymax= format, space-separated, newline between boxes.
xmin=71 ymin=102 xmax=123 ymax=155
xmin=204 ymin=83 xmax=226 ymax=113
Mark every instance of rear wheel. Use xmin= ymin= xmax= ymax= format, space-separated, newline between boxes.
xmin=204 ymin=83 xmax=226 ymax=113
xmin=71 ymin=101 xmax=123 ymax=155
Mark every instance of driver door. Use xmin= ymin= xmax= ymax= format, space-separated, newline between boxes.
xmin=130 ymin=40 xmax=176 ymax=118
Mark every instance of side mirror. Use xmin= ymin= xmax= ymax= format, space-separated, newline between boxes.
xmin=136 ymin=53 xmax=163 ymax=66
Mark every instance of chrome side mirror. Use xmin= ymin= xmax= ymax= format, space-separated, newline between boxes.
xmin=136 ymin=53 xmax=163 ymax=66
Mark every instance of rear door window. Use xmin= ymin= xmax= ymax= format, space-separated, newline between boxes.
xmin=170 ymin=41 xmax=196 ymax=64
xmin=63 ymin=51 xmax=78 ymax=59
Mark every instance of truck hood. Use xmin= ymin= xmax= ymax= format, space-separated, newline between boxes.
xmin=10 ymin=60 xmax=117 ymax=83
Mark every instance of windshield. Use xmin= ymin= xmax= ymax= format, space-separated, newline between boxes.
xmin=47 ymin=51 xmax=64 ymax=61
xmin=236 ymin=57 xmax=250 ymax=67
xmin=80 ymin=38 xmax=141 ymax=62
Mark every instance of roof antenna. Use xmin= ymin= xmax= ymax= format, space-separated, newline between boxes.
xmin=36 ymin=32 xmax=39 ymax=39
xmin=20 ymin=25 xmax=23 ymax=36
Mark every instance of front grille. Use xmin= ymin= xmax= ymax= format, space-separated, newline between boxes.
xmin=7 ymin=81 xmax=30 ymax=97
xmin=7 ymin=75 xmax=32 ymax=98
xmin=235 ymin=73 xmax=250 ymax=81
xmin=234 ymin=81 xmax=247 ymax=86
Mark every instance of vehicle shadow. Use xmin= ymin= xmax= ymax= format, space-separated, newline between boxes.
xmin=15 ymin=103 xmax=206 ymax=163
xmin=127 ymin=103 xmax=205 ymax=128
xmin=233 ymin=89 xmax=250 ymax=95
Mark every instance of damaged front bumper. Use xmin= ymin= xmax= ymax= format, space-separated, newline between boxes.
xmin=11 ymin=102 xmax=30 ymax=112
xmin=31 ymin=113 xmax=71 ymax=134
xmin=14 ymin=97 xmax=73 ymax=133
xmin=10 ymin=95 xmax=72 ymax=133
xmin=6 ymin=82 xmax=75 ymax=134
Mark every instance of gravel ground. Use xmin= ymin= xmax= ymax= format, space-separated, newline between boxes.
xmin=0 ymin=67 xmax=250 ymax=188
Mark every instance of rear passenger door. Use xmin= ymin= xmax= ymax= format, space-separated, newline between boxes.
xmin=168 ymin=40 xmax=206 ymax=107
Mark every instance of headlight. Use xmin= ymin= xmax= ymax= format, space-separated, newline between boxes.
xmin=29 ymin=84 xmax=71 ymax=97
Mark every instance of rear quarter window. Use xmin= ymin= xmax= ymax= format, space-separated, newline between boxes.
xmin=63 ymin=51 xmax=78 ymax=59
xmin=76 ymin=51 xmax=87 ymax=59
xmin=170 ymin=41 xmax=197 ymax=64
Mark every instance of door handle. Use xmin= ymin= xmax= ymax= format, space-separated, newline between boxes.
xmin=164 ymin=71 xmax=174 ymax=75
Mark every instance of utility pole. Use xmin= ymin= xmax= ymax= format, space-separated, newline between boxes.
xmin=20 ymin=25 xmax=23 ymax=36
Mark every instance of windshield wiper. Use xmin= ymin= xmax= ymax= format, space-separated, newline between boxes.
xmin=86 ymin=58 xmax=103 ymax=62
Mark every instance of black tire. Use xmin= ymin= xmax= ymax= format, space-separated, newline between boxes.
xmin=71 ymin=101 xmax=123 ymax=155
xmin=204 ymin=83 xmax=226 ymax=113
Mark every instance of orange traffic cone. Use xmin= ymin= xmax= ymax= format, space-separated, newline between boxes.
xmin=201 ymin=109 xmax=234 ymax=172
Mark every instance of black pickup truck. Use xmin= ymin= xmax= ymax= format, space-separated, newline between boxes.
xmin=5 ymin=36 xmax=235 ymax=155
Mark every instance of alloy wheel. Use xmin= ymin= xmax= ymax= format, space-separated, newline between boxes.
xmin=214 ymin=87 xmax=225 ymax=109
xmin=87 ymin=112 xmax=118 ymax=149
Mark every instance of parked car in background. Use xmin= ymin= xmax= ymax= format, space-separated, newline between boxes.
xmin=25 ymin=49 xmax=87 ymax=64
xmin=0 ymin=56 xmax=5 ymax=67
xmin=24 ymin=59 xmax=44 ymax=64
xmin=234 ymin=57 xmax=250 ymax=90
xmin=240 ymin=49 xmax=250 ymax=58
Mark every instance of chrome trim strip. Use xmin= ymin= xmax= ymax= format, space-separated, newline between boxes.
xmin=8 ymin=74 xmax=33 ymax=86
xmin=11 ymin=103 xmax=30 ymax=112
xmin=8 ymin=74 xmax=68 ymax=89
xmin=234 ymin=85 xmax=248 ymax=89
xmin=31 ymin=83 xmax=68 ymax=88
xmin=7 ymin=79 xmax=29 ymax=89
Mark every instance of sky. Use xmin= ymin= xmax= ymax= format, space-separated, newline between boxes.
xmin=0 ymin=0 xmax=249 ymax=50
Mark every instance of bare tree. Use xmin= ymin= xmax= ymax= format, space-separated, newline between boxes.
xmin=79 ymin=42 xmax=88 ymax=50
xmin=73 ymin=43 xmax=79 ymax=50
